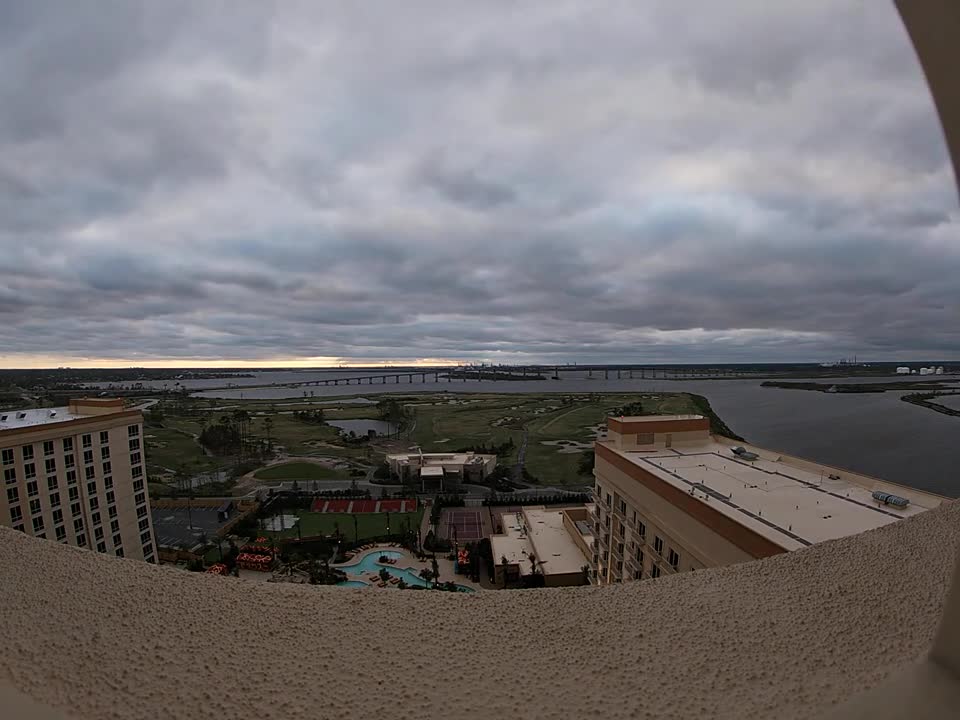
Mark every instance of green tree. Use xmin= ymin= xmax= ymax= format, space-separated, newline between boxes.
xmin=431 ymin=556 xmax=440 ymax=587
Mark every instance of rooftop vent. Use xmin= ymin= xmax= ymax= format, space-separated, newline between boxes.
xmin=49 ymin=411 xmax=57 ymax=418
xmin=16 ymin=412 xmax=26 ymax=419
xmin=0 ymin=415 xmax=6 ymax=421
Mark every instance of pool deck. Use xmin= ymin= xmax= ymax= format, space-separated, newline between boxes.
xmin=333 ymin=545 xmax=483 ymax=591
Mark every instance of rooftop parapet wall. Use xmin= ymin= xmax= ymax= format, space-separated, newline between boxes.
xmin=2 ymin=500 xmax=957 ymax=719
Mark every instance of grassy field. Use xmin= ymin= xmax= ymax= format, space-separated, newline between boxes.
xmin=405 ymin=392 xmax=704 ymax=486
xmin=144 ymin=391 xmax=709 ymax=491
xmin=266 ymin=510 xmax=423 ymax=540
xmin=254 ymin=462 xmax=351 ymax=481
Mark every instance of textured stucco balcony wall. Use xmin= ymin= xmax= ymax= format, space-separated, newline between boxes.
xmin=0 ymin=501 xmax=958 ymax=720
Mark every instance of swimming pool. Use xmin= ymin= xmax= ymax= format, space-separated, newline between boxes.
xmin=337 ymin=550 xmax=475 ymax=592
xmin=337 ymin=580 xmax=369 ymax=588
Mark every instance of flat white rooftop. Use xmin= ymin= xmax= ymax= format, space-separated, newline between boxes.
xmin=605 ymin=440 xmax=942 ymax=551
xmin=491 ymin=512 xmax=534 ymax=573
xmin=523 ymin=507 xmax=590 ymax=576
xmin=0 ymin=406 xmax=85 ymax=430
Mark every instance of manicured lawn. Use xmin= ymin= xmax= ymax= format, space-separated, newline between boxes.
xmin=267 ymin=510 xmax=423 ymax=540
xmin=254 ymin=461 xmax=350 ymax=481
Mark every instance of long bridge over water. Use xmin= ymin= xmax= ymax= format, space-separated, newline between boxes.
xmin=266 ymin=364 xmax=747 ymax=388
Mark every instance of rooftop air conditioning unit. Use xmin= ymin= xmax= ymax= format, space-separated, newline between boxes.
xmin=16 ymin=412 xmax=26 ymax=419
xmin=49 ymin=411 xmax=57 ymax=417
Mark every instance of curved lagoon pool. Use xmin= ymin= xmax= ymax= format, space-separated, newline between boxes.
xmin=336 ymin=550 xmax=474 ymax=592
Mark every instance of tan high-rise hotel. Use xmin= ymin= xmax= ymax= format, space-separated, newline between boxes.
xmin=0 ymin=398 xmax=156 ymax=561
xmin=592 ymin=415 xmax=944 ymax=584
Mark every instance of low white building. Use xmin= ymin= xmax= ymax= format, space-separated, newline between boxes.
xmin=386 ymin=451 xmax=497 ymax=491
xmin=896 ymin=366 xmax=911 ymax=374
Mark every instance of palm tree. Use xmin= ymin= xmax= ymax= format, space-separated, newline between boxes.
xmin=528 ymin=553 xmax=539 ymax=576
xmin=351 ymin=513 xmax=359 ymax=544
xmin=263 ymin=416 xmax=274 ymax=452
xmin=419 ymin=568 xmax=433 ymax=588
xmin=431 ymin=556 xmax=440 ymax=587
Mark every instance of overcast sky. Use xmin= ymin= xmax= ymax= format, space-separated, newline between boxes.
xmin=0 ymin=1 xmax=957 ymax=368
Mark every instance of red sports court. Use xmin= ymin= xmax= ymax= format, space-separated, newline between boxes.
xmin=443 ymin=508 xmax=483 ymax=540
xmin=309 ymin=498 xmax=418 ymax=513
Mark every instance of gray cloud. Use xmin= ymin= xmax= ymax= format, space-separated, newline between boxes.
xmin=0 ymin=0 xmax=957 ymax=366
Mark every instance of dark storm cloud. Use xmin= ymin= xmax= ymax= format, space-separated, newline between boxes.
xmin=0 ymin=0 xmax=957 ymax=365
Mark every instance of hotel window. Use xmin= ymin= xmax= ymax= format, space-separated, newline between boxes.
xmin=13 ymin=524 xmax=24 ymax=533
xmin=100 ymin=446 xmax=110 ymax=460
xmin=24 ymin=463 xmax=36 ymax=479
xmin=22 ymin=445 xmax=34 ymax=461
xmin=101 ymin=461 xmax=112 ymax=475
xmin=140 ymin=530 xmax=152 ymax=545
xmin=636 ymin=548 xmax=644 ymax=564
xmin=32 ymin=516 xmax=44 ymax=533
xmin=85 ymin=466 xmax=95 ymax=480
xmin=605 ymin=492 xmax=612 ymax=505
xmin=66 ymin=470 xmax=77 ymax=485
xmin=1 ymin=448 xmax=13 ymax=465
xmin=132 ymin=465 xmax=143 ymax=478
xmin=94 ymin=527 xmax=104 ymax=541
xmin=668 ymin=549 xmax=680 ymax=569
xmin=74 ymin=518 xmax=84 ymax=532
xmin=616 ymin=542 xmax=624 ymax=556
xmin=29 ymin=499 xmax=41 ymax=515
xmin=133 ymin=479 xmax=144 ymax=492
xmin=43 ymin=440 xmax=55 ymax=456
xmin=64 ymin=454 xmax=75 ymax=468
xmin=115 ymin=547 xmax=124 ymax=558
xmin=56 ymin=525 xmax=67 ymax=542
xmin=108 ymin=506 xmax=118 ymax=520
xmin=62 ymin=437 xmax=73 ymax=452
xmin=47 ymin=475 xmax=58 ymax=491
xmin=26 ymin=480 xmax=38 ymax=497
xmin=6 ymin=487 xmax=18 ymax=503
xmin=83 ymin=450 xmax=93 ymax=465
xmin=129 ymin=438 xmax=140 ymax=451
xmin=82 ymin=434 xmax=92 ymax=448
xmin=70 ymin=502 xmax=81 ymax=518
xmin=9 ymin=505 xmax=22 ymax=523
xmin=617 ymin=523 xmax=624 ymax=538
xmin=137 ymin=505 xmax=148 ymax=519
xmin=616 ymin=561 xmax=623 ymax=574
xmin=89 ymin=496 xmax=99 ymax=511
xmin=633 ymin=570 xmax=643 ymax=580
xmin=99 ymin=431 xmax=109 ymax=445
xmin=91 ymin=511 xmax=101 ymax=527
xmin=617 ymin=499 xmax=626 ymax=514
xmin=52 ymin=508 xmax=63 ymax=525
xmin=104 ymin=476 xmax=113 ymax=489
xmin=96 ymin=541 xmax=107 ymax=553
xmin=637 ymin=432 xmax=654 ymax=445
xmin=68 ymin=486 xmax=79 ymax=501
xmin=110 ymin=519 xmax=120 ymax=534
xmin=651 ymin=566 xmax=661 ymax=579
xmin=106 ymin=490 xmax=115 ymax=505
xmin=653 ymin=536 xmax=664 ymax=556
xmin=45 ymin=458 xmax=56 ymax=474
xmin=138 ymin=518 xmax=150 ymax=531
xmin=130 ymin=451 xmax=141 ymax=466
xmin=4 ymin=468 xmax=15 ymax=484
xmin=135 ymin=492 xmax=145 ymax=507
xmin=128 ymin=425 xmax=139 ymax=437
xmin=112 ymin=533 xmax=122 ymax=547
xmin=49 ymin=492 xmax=60 ymax=508
xmin=76 ymin=533 xmax=86 ymax=547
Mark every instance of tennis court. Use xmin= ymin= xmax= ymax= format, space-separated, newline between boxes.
xmin=441 ymin=508 xmax=484 ymax=540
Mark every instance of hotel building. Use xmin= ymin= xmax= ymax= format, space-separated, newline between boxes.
xmin=0 ymin=398 xmax=156 ymax=561
xmin=592 ymin=415 xmax=944 ymax=584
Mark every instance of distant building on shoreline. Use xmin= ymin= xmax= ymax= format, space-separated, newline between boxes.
xmin=0 ymin=398 xmax=156 ymax=562
xmin=591 ymin=415 xmax=944 ymax=584
xmin=386 ymin=451 xmax=497 ymax=491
